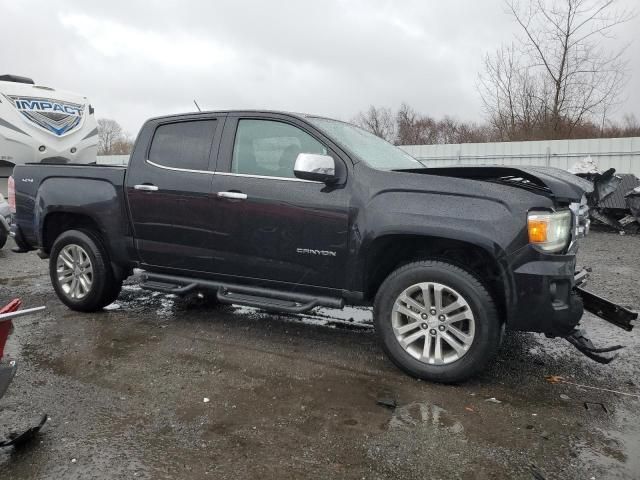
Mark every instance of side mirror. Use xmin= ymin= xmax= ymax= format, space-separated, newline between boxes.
xmin=294 ymin=153 xmax=337 ymax=183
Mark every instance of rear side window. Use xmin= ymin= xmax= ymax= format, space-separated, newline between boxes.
xmin=148 ymin=120 xmax=216 ymax=171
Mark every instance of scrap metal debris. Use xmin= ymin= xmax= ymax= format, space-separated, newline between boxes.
xmin=570 ymin=157 xmax=640 ymax=233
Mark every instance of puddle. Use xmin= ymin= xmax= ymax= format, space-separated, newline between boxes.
xmin=389 ymin=402 xmax=465 ymax=435
xmin=575 ymin=406 xmax=640 ymax=477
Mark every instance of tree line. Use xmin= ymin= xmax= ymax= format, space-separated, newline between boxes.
xmin=354 ymin=103 xmax=640 ymax=145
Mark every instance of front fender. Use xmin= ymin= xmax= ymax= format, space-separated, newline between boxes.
xmin=361 ymin=188 xmax=524 ymax=257
xmin=348 ymin=189 xmax=526 ymax=307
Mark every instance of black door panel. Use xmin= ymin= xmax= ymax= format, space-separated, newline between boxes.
xmin=210 ymin=115 xmax=351 ymax=289
xmin=210 ymin=174 xmax=349 ymax=288
xmin=125 ymin=117 xmax=222 ymax=272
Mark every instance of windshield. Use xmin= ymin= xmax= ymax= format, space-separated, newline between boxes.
xmin=307 ymin=117 xmax=423 ymax=170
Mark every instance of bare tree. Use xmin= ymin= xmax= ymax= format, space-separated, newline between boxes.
xmin=480 ymin=0 xmax=633 ymax=140
xmin=395 ymin=104 xmax=439 ymax=145
xmin=352 ymin=106 xmax=396 ymax=142
xmin=97 ymin=119 xmax=124 ymax=155
xmin=110 ymin=136 xmax=134 ymax=155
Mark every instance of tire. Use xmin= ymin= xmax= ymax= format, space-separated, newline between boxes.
xmin=102 ymin=277 xmax=124 ymax=307
xmin=373 ymin=260 xmax=501 ymax=383
xmin=0 ymin=229 xmax=7 ymax=249
xmin=49 ymin=229 xmax=122 ymax=312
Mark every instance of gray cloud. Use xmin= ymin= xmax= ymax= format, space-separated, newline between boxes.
xmin=1 ymin=0 xmax=638 ymax=135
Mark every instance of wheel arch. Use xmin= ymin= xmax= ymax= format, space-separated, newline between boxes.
xmin=42 ymin=211 xmax=104 ymax=254
xmin=363 ymin=234 xmax=510 ymax=322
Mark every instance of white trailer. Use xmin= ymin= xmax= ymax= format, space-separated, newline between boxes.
xmin=0 ymin=74 xmax=98 ymax=195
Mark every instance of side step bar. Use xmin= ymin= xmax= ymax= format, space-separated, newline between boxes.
xmin=139 ymin=272 xmax=344 ymax=313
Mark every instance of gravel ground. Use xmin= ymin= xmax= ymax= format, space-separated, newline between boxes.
xmin=0 ymin=231 xmax=639 ymax=479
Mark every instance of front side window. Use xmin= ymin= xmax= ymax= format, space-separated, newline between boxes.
xmin=149 ymin=120 xmax=216 ymax=171
xmin=232 ymin=119 xmax=327 ymax=178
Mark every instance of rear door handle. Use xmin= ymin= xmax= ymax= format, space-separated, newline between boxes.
xmin=217 ymin=191 xmax=247 ymax=200
xmin=134 ymin=184 xmax=159 ymax=192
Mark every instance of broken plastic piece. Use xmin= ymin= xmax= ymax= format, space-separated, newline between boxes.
xmin=0 ymin=414 xmax=48 ymax=448
xmin=584 ymin=402 xmax=608 ymax=413
xmin=376 ymin=397 xmax=397 ymax=409
xmin=565 ymin=329 xmax=623 ymax=364
xmin=530 ymin=463 xmax=547 ymax=480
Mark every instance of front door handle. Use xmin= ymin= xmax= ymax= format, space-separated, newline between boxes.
xmin=217 ymin=191 xmax=247 ymax=200
xmin=134 ymin=184 xmax=159 ymax=192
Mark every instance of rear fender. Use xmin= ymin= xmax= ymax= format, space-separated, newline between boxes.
xmin=36 ymin=178 xmax=132 ymax=264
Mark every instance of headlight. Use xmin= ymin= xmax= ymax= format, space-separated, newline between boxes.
xmin=527 ymin=210 xmax=572 ymax=253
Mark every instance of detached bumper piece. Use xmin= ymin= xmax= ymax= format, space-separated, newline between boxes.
xmin=576 ymin=286 xmax=636 ymax=332
xmin=567 ymin=269 xmax=637 ymax=363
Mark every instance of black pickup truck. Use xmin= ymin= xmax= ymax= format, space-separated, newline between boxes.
xmin=9 ymin=111 xmax=636 ymax=382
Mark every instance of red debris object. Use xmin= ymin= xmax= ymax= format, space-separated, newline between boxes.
xmin=0 ymin=299 xmax=21 ymax=360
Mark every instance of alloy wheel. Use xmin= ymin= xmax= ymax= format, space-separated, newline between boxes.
xmin=391 ymin=282 xmax=476 ymax=365
xmin=56 ymin=244 xmax=93 ymax=300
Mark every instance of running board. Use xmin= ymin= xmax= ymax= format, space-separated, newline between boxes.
xmin=140 ymin=280 xmax=197 ymax=295
xmin=139 ymin=271 xmax=344 ymax=313
xmin=216 ymin=290 xmax=317 ymax=313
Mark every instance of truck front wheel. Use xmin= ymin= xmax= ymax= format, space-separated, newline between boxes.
xmin=49 ymin=230 xmax=122 ymax=312
xmin=373 ymin=260 xmax=501 ymax=383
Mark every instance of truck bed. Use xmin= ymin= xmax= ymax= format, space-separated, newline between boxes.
xmin=12 ymin=163 xmax=129 ymax=252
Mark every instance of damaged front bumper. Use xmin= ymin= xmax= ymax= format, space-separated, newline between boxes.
xmin=507 ymin=246 xmax=584 ymax=337
xmin=506 ymin=247 xmax=637 ymax=359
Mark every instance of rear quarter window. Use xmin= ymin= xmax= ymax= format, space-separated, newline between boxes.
xmin=148 ymin=120 xmax=216 ymax=171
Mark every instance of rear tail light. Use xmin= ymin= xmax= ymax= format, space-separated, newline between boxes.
xmin=7 ymin=175 xmax=16 ymax=213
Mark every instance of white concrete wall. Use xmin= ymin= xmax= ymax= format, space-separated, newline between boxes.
xmin=97 ymin=155 xmax=129 ymax=165
xmin=400 ymin=137 xmax=640 ymax=176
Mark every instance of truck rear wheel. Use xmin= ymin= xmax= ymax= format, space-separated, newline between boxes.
xmin=49 ymin=230 xmax=122 ymax=312
xmin=0 ymin=229 xmax=7 ymax=249
xmin=373 ymin=260 xmax=500 ymax=383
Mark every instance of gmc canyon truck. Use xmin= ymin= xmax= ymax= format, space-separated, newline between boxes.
xmin=8 ymin=111 xmax=637 ymax=382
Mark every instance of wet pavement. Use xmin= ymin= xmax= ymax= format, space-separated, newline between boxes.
xmin=0 ymin=231 xmax=639 ymax=479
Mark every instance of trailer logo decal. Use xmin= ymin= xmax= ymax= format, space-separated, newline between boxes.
xmin=4 ymin=95 xmax=85 ymax=136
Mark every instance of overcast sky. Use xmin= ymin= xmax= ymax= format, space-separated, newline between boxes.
xmin=2 ymin=0 xmax=639 ymax=135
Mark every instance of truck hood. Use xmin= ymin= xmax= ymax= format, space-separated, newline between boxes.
xmin=397 ymin=165 xmax=593 ymax=203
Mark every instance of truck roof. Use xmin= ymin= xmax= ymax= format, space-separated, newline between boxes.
xmin=145 ymin=110 xmax=338 ymax=123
